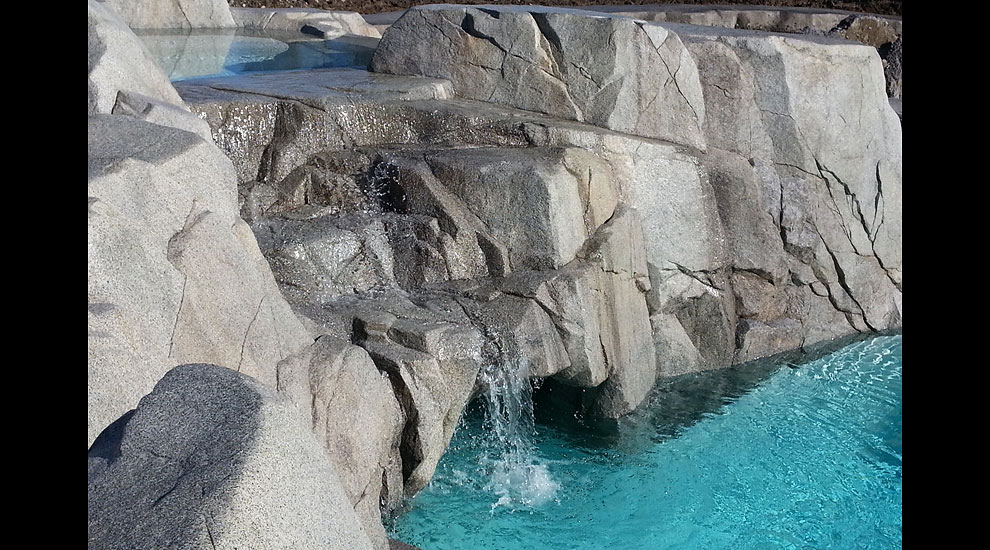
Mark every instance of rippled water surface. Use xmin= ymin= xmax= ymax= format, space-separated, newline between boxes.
xmin=390 ymin=334 xmax=902 ymax=550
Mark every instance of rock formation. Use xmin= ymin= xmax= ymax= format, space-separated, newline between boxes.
xmin=89 ymin=1 xmax=902 ymax=548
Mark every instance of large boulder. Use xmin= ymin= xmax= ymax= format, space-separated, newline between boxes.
xmin=677 ymin=24 xmax=902 ymax=346
xmin=276 ymin=337 xmax=404 ymax=550
xmin=418 ymin=146 xmax=617 ymax=271
xmin=231 ymin=7 xmax=381 ymax=38
xmin=88 ymin=113 xmax=312 ymax=448
xmin=88 ymin=4 xmax=312 ymax=447
xmin=101 ymin=0 xmax=236 ymax=29
xmin=88 ymin=0 xmax=186 ymax=117
xmin=88 ymin=364 xmax=374 ymax=550
xmin=372 ymin=5 xmax=707 ymax=150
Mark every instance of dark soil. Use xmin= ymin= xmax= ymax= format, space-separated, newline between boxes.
xmin=227 ymin=0 xmax=902 ymax=17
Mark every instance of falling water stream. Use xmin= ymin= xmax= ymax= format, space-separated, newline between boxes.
xmin=474 ymin=357 xmax=559 ymax=511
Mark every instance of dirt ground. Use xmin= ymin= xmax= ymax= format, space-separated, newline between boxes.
xmin=227 ymin=0 xmax=902 ymax=17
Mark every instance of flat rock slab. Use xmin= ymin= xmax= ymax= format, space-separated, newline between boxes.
xmin=177 ymin=67 xmax=453 ymax=105
xmin=372 ymin=5 xmax=707 ymax=150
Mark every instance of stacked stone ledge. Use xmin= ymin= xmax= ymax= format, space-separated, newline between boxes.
xmin=89 ymin=2 xmax=902 ymax=549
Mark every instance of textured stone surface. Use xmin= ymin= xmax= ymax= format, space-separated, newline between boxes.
xmin=88 ymin=364 xmax=374 ymax=550
xmin=296 ymin=290 xmax=485 ymax=496
xmin=677 ymin=23 xmax=902 ymax=348
xmin=735 ymin=318 xmax=805 ymax=363
xmin=459 ymin=293 xmax=571 ymax=379
xmin=171 ymin=6 xmax=903 ymax=413
xmin=519 ymin=120 xmax=727 ymax=276
xmin=648 ymin=268 xmax=738 ymax=376
xmin=577 ymin=206 xmax=657 ymax=418
xmin=110 ymin=90 xmax=214 ymax=142
xmin=88 ymin=114 xmax=312 ymax=446
xmin=232 ymin=7 xmax=382 ymax=38
xmin=361 ymin=330 xmax=481 ymax=493
xmin=420 ymin=146 xmax=616 ymax=271
xmin=705 ymin=149 xmax=788 ymax=282
xmin=253 ymin=212 xmax=399 ymax=305
xmin=102 ymin=0 xmax=236 ymax=29
xmin=276 ymin=337 xmax=403 ymax=549
xmin=372 ymin=5 xmax=707 ymax=149
xmin=89 ymin=0 xmax=186 ymax=117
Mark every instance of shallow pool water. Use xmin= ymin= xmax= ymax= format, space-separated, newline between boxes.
xmin=389 ymin=334 xmax=902 ymax=550
xmin=136 ymin=29 xmax=378 ymax=81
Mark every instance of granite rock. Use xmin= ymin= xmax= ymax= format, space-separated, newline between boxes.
xmin=88 ymin=364 xmax=374 ymax=550
xmin=372 ymin=5 xmax=707 ymax=149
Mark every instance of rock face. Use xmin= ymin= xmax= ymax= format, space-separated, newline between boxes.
xmin=89 ymin=0 xmax=187 ymax=117
xmin=87 ymin=113 xmax=313 ymax=449
xmin=275 ymin=337 xmax=404 ymax=549
xmin=232 ymin=7 xmax=382 ymax=38
xmin=88 ymin=0 xmax=313 ymax=448
xmin=677 ymin=24 xmax=903 ymax=336
xmin=91 ymin=2 xmax=902 ymax=547
xmin=88 ymin=364 xmax=375 ymax=550
xmin=184 ymin=5 xmax=899 ymax=388
xmin=372 ymin=5 xmax=707 ymax=150
xmin=101 ymin=0 xmax=236 ymax=29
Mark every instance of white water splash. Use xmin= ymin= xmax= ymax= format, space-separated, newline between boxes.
xmin=476 ymin=353 xmax=559 ymax=511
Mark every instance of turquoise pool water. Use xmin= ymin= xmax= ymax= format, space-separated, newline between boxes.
xmin=389 ymin=334 xmax=902 ymax=550
xmin=136 ymin=29 xmax=378 ymax=81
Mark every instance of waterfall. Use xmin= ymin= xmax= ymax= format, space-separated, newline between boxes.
xmin=474 ymin=353 xmax=558 ymax=511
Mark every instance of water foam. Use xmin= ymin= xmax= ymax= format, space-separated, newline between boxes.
xmin=476 ymin=352 xmax=558 ymax=511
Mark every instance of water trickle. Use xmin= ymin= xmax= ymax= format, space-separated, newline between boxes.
xmin=360 ymin=160 xmax=407 ymax=213
xmin=473 ymin=345 xmax=558 ymax=511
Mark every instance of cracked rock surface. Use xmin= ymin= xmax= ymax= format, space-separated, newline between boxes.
xmin=90 ymin=2 xmax=901 ymax=548
xmin=371 ymin=5 xmax=708 ymax=150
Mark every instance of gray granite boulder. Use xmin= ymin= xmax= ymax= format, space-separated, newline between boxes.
xmin=677 ymin=24 xmax=902 ymax=346
xmin=89 ymin=0 xmax=186 ymax=117
xmin=231 ymin=7 xmax=382 ymax=38
xmin=372 ymin=5 xmax=707 ymax=150
xmin=88 ymin=114 xmax=312 ymax=447
xmin=495 ymin=205 xmax=656 ymax=417
xmin=457 ymin=293 xmax=571 ymax=379
xmin=253 ymin=211 xmax=399 ymax=305
xmin=276 ymin=337 xmax=403 ymax=550
xmin=88 ymin=363 xmax=374 ymax=550
xmin=101 ymin=0 xmax=236 ymax=29
xmin=419 ymin=146 xmax=617 ymax=271
xmin=520 ymin=120 xmax=730 ymax=276
xmin=675 ymin=24 xmax=902 ymax=283
xmin=88 ymin=5 xmax=312 ymax=447
xmin=302 ymin=290 xmax=485 ymax=495
xmin=734 ymin=318 xmax=804 ymax=363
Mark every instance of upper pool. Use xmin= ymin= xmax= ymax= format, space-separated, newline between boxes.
xmin=135 ymin=28 xmax=379 ymax=82
xmin=389 ymin=334 xmax=902 ymax=549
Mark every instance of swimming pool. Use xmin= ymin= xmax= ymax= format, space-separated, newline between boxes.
xmin=389 ymin=334 xmax=902 ymax=549
xmin=136 ymin=28 xmax=378 ymax=81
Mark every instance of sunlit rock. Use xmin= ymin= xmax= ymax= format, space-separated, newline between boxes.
xmin=102 ymin=0 xmax=236 ymax=29
xmin=372 ymin=5 xmax=707 ymax=150
xmin=88 ymin=364 xmax=374 ymax=550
